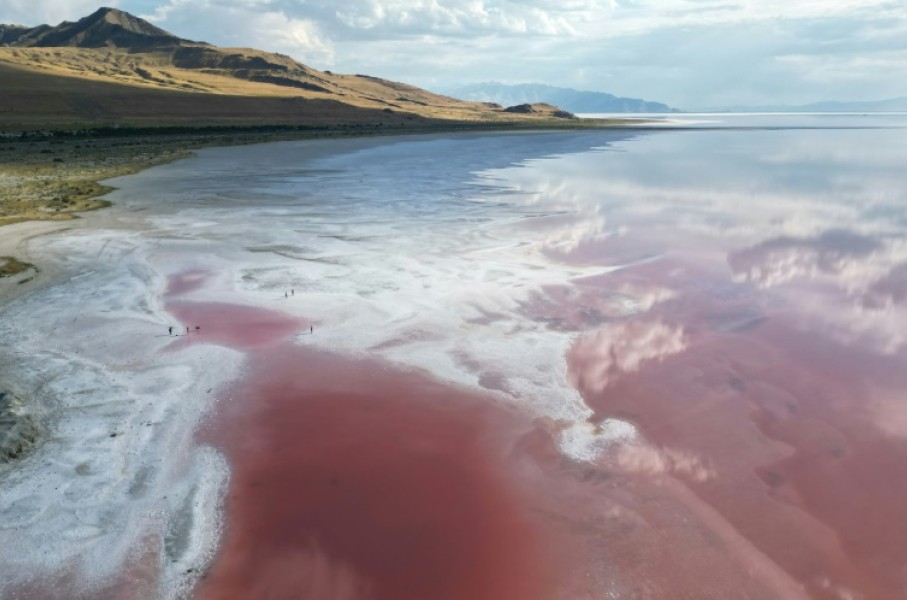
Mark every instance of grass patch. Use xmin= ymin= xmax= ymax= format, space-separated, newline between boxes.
xmin=0 ymin=138 xmax=194 ymax=228
xmin=0 ymin=256 xmax=35 ymax=278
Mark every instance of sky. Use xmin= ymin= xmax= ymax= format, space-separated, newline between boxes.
xmin=2 ymin=0 xmax=906 ymax=109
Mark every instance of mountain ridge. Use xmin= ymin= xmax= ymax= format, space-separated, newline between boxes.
xmin=1 ymin=7 xmax=193 ymax=49
xmin=450 ymin=82 xmax=677 ymax=114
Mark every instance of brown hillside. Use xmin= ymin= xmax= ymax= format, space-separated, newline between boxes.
xmin=503 ymin=103 xmax=576 ymax=119
xmin=0 ymin=8 xmax=576 ymax=130
xmin=0 ymin=61 xmax=444 ymax=128
xmin=4 ymin=7 xmax=185 ymax=49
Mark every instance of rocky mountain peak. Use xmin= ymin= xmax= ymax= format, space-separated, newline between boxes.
xmin=1 ymin=7 xmax=193 ymax=49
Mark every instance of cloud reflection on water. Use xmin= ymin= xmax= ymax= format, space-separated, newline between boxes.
xmin=486 ymin=123 xmax=907 ymax=359
xmin=567 ymin=320 xmax=687 ymax=393
xmin=5 ymin=118 xmax=907 ymax=598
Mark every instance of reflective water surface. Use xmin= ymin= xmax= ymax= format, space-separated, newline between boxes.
xmin=2 ymin=115 xmax=907 ymax=599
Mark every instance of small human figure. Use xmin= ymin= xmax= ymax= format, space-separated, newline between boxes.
xmin=310 ymin=325 xmax=313 ymax=334
xmin=291 ymin=289 xmax=295 ymax=296
xmin=186 ymin=326 xmax=190 ymax=334
xmin=169 ymin=326 xmax=173 ymax=336
xmin=285 ymin=292 xmax=288 ymax=298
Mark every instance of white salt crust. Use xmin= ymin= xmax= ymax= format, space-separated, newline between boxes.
xmin=0 ymin=228 xmax=241 ymax=598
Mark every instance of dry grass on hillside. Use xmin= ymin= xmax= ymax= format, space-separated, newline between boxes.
xmin=0 ymin=63 xmax=436 ymax=128
xmin=0 ymin=47 xmax=539 ymax=129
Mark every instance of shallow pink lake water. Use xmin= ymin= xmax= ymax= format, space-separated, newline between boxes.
xmin=5 ymin=120 xmax=907 ymax=599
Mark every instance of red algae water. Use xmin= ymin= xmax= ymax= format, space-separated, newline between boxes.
xmin=167 ymin=302 xmax=304 ymax=349
xmin=164 ymin=266 xmax=568 ymax=600
xmin=195 ymin=337 xmax=560 ymax=600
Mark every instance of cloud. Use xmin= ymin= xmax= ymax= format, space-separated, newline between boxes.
xmin=3 ymin=0 xmax=907 ymax=106
xmin=775 ymin=50 xmax=907 ymax=86
xmin=728 ymin=230 xmax=882 ymax=289
xmin=246 ymin=543 xmax=370 ymax=600
xmin=330 ymin=0 xmax=580 ymax=38
xmin=613 ymin=442 xmax=716 ymax=482
xmin=248 ymin=11 xmax=334 ymax=63
xmin=567 ymin=320 xmax=687 ymax=392
xmin=727 ymin=229 xmax=907 ymax=354
xmin=540 ymin=207 xmax=613 ymax=258
xmin=0 ymin=0 xmax=117 ymax=25
xmin=144 ymin=0 xmax=598 ymax=44
xmin=614 ymin=283 xmax=677 ymax=312
xmin=141 ymin=0 xmax=333 ymax=64
xmin=863 ymin=263 xmax=907 ymax=310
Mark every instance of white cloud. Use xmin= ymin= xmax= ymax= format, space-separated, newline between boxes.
xmin=0 ymin=0 xmax=118 ymax=26
xmin=567 ymin=320 xmax=687 ymax=392
xmin=613 ymin=441 xmax=716 ymax=482
xmin=331 ymin=0 xmax=579 ymax=37
xmin=138 ymin=0 xmax=905 ymax=49
xmin=3 ymin=0 xmax=907 ymax=106
xmin=247 ymin=11 xmax=334 ymax=63
xmin=246 ymin=544 xmax=369 ymax=600
xmin=870 ymin=390 xmax=907 ymax=441
xmin=775 ymin=50 xmax=907 ymax=84
xmin=140 ymin=0 xmax=333 ymax=64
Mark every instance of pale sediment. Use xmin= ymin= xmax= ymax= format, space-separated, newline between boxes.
xmin=0 ymin=199 xmax=241 ymax=598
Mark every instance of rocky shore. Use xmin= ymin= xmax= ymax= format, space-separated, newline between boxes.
xmin=0 ymin=390 xmax=38 ymax=463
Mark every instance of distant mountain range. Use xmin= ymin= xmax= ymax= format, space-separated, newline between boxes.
xmin=704 ymin=98 xmax=907 ymax=113
xmin=449 ymin=83 xmax=678 ymax=114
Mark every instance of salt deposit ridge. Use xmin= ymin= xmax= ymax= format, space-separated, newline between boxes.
xmin=0 ymin=131 xmax=645 ymax=597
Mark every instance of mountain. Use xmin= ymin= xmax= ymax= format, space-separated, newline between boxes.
xmin=705 ymin=97 xmax=907 ymax=113
xmin=0 ymin=25 xmax=31 ymax=45
xmin=502 ymin=103 xmax=575 ymax=119
xmin=0 ymin=9 xmax=577 ymax=130
xmin=1 ymin=7 xmax=184 ymax=49
xmin=449 ymin=83 xmax=678 ymax=114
